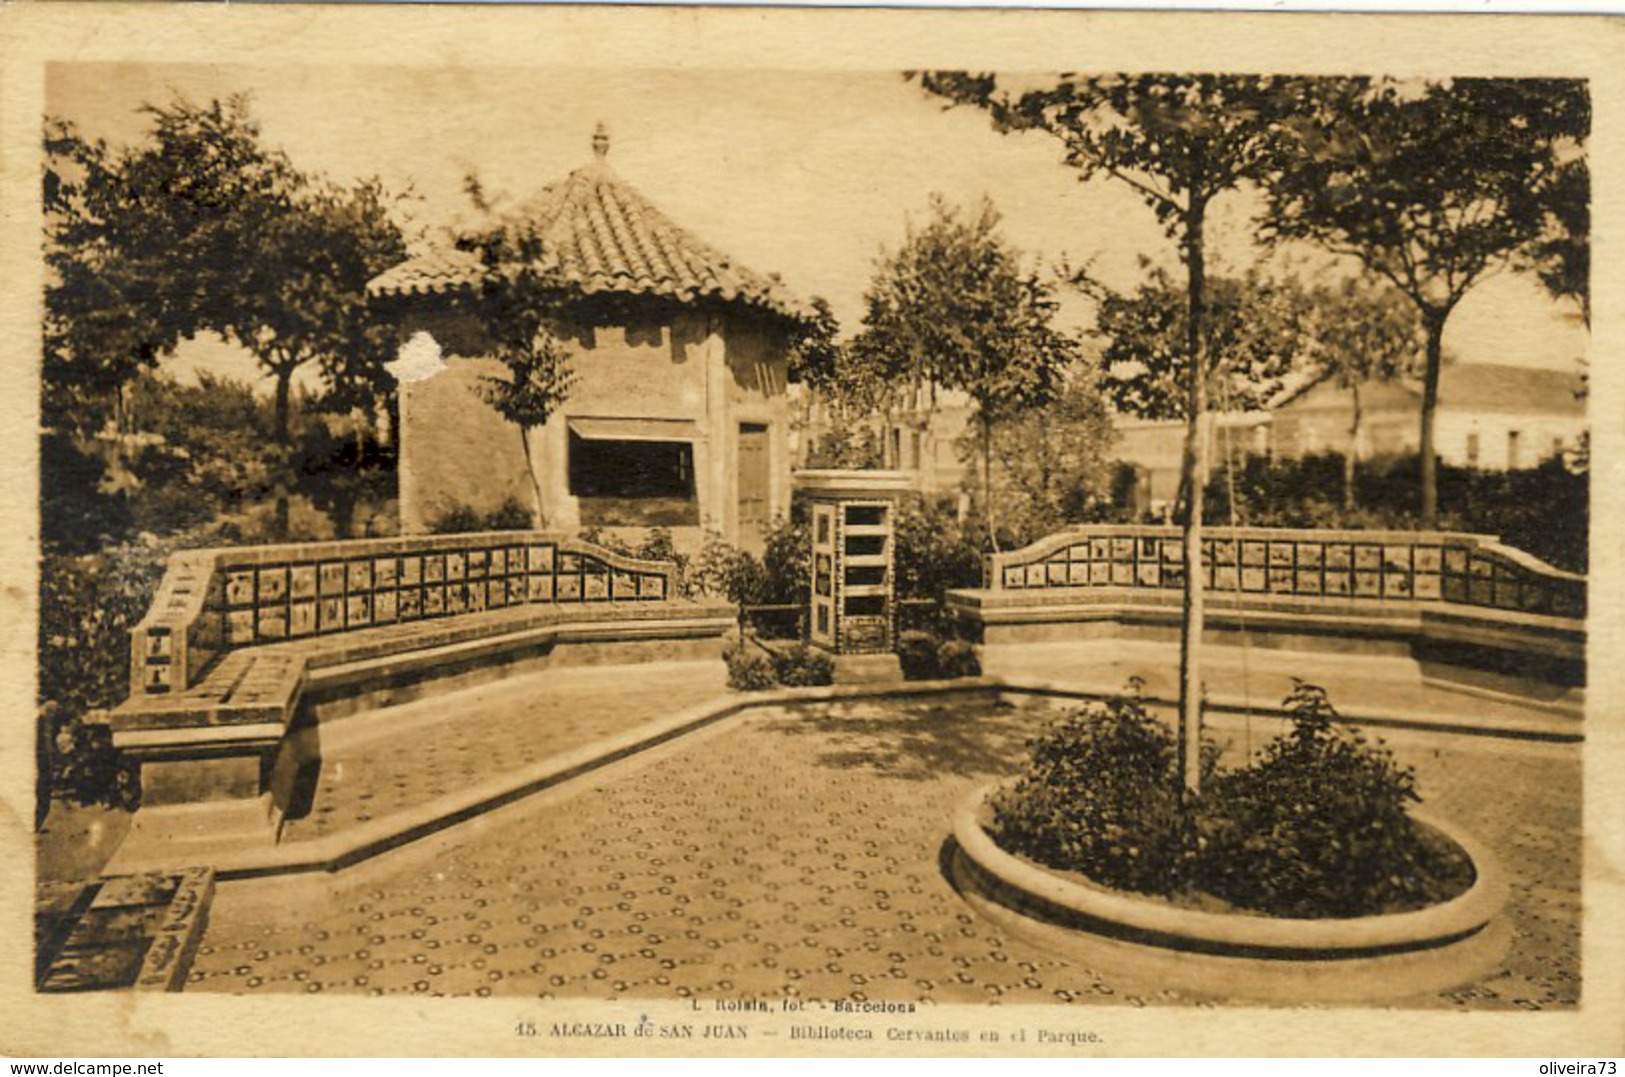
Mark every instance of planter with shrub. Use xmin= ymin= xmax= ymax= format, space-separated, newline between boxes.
xmin=953 ymin=681 xmax=1507 ymax=1002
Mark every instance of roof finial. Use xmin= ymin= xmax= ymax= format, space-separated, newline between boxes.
xmin=592 ymin=122 xmax=610 ymax=160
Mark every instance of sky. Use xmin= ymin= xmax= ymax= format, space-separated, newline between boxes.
xmin=47 ymin=62 xmax=1589 ymax=393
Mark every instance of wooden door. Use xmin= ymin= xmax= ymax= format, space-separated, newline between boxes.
xmin=737 ymin=423 xmax=771 ymax=552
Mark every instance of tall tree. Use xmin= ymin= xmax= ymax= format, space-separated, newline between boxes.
xmin=1267 ymin=77 xmax=1588 ymax=526
xmin=919 ymin=73 xmax=1313 ymax=792
xmin=470 ymin=265 xmax=578 ymax=528
xmin=982 ymin=368 xmax=1119 ymax=543
xmin=47 ymin=95 xmax=407 ymax=537
xmin=44 ymin=119 xmax=196 ymax=436
xmin=857 ymin=195 xmax=1076 ymax=547
xmin=1297 ymin=276 xmax=1423 ymax=509
xmin=1086 ymin=266 xmax=1305 ymax=421
xmin=1523 ymin=154 xmax=1589 ymax=328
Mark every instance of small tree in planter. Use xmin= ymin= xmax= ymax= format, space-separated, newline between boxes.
xmin=1194 ymin=681 xmax=1473 ymax=918
xmin=990 ymin=679 xmax=1473 ymax=918
xmin=472 ymin=267 xmax=577 ymax=529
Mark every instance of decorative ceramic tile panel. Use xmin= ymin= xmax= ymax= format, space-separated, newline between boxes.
xmin=374 ymin=558 xmax=398 ymax=588
xmin=258 ymin=568 xmax=288 ymax=603
xmin=320 ymin=597 xmax=345 ymax=632
xmin=289 ymin=601 xmax=317 ymax=637
xmin=256 ymin=609 xmax=287 ymax=640
xmin=228 ymin=609 xmax=256 ymax=645
xmin=226 ymin=571 xmax=255 ymax=607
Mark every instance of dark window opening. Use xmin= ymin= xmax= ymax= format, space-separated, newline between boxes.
xmin=844 ymin=565 xmax=886 ymax=587
xmin=844 ymin=595 xmax=886 ymax=617
xmin=845 ymin=505 xmax=887 ymax=527
xmin=844 ymin=535 xmax=886 ymax=557
xmin=569 ymin=434 xmax=698 ymax=526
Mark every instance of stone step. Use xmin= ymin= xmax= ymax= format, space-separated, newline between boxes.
xmin=273 ymin=659 xmax=728 ymax=846
xmin=982 ymin=639 xmax=1583 ymax=737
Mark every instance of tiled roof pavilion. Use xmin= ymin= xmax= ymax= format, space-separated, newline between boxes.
xmin=368 ymin=125 xmax=806 ymax=321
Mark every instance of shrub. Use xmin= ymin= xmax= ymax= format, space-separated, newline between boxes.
xmin=893 ymin=496 xmax=984 ymax=603
xmin=724 ymin=645 xmax=777 ymax=691
xmin=1202 ymin=451 xmax=1588 ymax=573
xmin=427 ymin=496 xmax=535 ymax=534
xmin=760 ymin=513 xmax=811 ymax=607
xmin=428 ymin=503 xmax=487 ymax=535
xmin=770 ymin=643 xmax=834 ymax=687
xmin=484 ymin=495 xmax=537 ymax=531
xmin=38 ymin=540 xmax=180 ymax=810
xmin=897 ymin=630 xmax=981 ymax=680
xmin=896 ymin=630 xmax=942 ymax=680
xmin=990 ymin=693 xmax=1202 ymax=896
xmin=935 ymin=638 xmax=981 ymax=678
xmin=1192 ymin=681 xmax=1472 ymax=918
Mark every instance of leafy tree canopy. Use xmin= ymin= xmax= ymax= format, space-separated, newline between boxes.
xmin=1298 ymin=273 xmax=1423 ymax=391
xmin=858 ymin=194 xmax=1076 ymax=423
xmin=1266 ymin=77 xmax=1588 ymax=323
xmin=1085 ymin=265 xmax=1306 ymax=421
xmin=44 ymin=95 xmax=408 ymax=442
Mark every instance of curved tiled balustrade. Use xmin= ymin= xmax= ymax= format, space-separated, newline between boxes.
xmin=128 ymin=531 xmax=679 ymax=701
xmin=951 ymin=526 xmax=1586 ymax=688
xmin=977 ymin=525 xmax=1584 ymax=617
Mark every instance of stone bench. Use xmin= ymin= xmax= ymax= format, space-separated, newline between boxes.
xmin=947 ymin=526 xmax=1587 ymax=702
xmin=96 ymin=532 xmax=733 ymax=855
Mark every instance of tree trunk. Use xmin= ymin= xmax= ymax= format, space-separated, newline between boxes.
xmin=1345 ymin=381 xmax=1362 ymax=512
xmin=1177 ymin=194 xmax=1208 ymax=797
xmin=274 ymin=368 xmax=293 ymax=541
xmin=1419 ymin=310 xmax=1446 ymax=528
xmin=982 ymin=412 xmax=999 ymax=553
xmin=518 ymin=424 xmax=547 ymax=530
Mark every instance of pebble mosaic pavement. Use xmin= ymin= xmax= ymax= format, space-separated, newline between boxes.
xmin=188 ymin=694 xmax=1581 ymax=1008
xmin=279 ymin=662 xmax=727 ymax=842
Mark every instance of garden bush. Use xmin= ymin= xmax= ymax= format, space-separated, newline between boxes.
xmin=935 ymin=638 xmax=981 ymax=679
xmin=1193 ymin=681 xmax=1473 ymax=918
xmin=427 ymin=496 xmax=535 ymax=534
xmin=897 ymin=630 xmax=980 ymax=680
xmin=990 ymin=692 xmax=1206 ymax=896
xmin=724 ymin=645 xmax=777 ymax=691
xmin=896 ymin=630 xmax=942 ymax=680
xmin=1203 ymin=452 xmax=1588 ymax=573
xmin=769 ymin=643 xmax=834 ymax=687
xmin=893 ymin=495 xmax=984 ymax=603
xmin=989 ymin=679 xmax=1470 ymax=918
xmin=38 ymin=539 xmax=181 ymax=812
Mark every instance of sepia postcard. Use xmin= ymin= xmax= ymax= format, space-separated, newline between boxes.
xmin=2 ymin=1 xmax=1623 ymax=1059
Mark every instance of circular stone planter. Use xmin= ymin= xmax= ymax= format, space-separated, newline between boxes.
xmin=952 ymin=782 xmax=1511 ymax=1005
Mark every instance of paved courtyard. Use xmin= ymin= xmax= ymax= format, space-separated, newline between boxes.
xmin=186 ymin=692 xmax=1581 ymax=1008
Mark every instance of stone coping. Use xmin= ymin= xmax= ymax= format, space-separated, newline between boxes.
xmin=34 ymin=867 xmax=215 ymax=993
xmin=107 ymin=673 xmax=1577 ymax=880
xmin=108 ymin=600 xmax=733 ymax=734
xmin=188 ymin=530 xmax=674 ymax=577
xmin=995 ymin=523 xmax=1505 ymax=547
xmin=953 ymin=781 xmax=1507 ymax=959
xmin=947 ymin=589 xmax=1586 ymax=668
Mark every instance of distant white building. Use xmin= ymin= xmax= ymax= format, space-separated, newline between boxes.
xmin=1270 ymin=363 xmax=1586 ymax=470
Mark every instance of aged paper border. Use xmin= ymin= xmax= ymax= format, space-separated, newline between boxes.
xmin=1 ymin=3 xmax=1622 ymax=1058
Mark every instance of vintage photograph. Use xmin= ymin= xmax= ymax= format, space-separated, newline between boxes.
xmin=8 ymin=3 xmax=1623 ymax=1059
